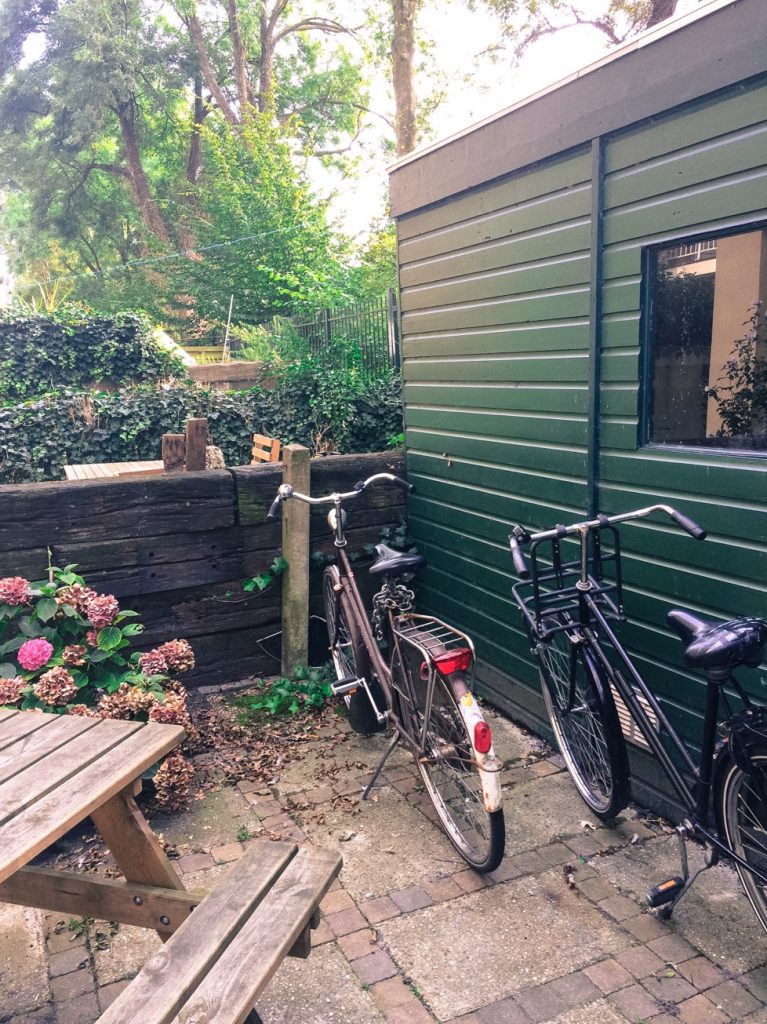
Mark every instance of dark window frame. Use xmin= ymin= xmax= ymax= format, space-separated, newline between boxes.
xmin=639 ymin=221 xmax=767 ymax=460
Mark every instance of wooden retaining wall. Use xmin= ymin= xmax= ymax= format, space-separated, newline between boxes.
xmin=0 ymin=452 xmax=405 ymax=687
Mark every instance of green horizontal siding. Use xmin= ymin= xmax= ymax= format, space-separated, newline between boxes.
xmin=398 ymin=73 xmax=767 ymax=784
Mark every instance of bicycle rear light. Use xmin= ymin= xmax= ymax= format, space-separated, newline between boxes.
xmin=433 ymin=647 xmax=473 ymax=675
xmin=474 ymin=720 xmax=492 ymax=754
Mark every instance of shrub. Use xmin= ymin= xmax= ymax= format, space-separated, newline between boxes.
xmin=0 ymin=307 xmax=187 ymax=402
xmin=0 ymin=565 xmax=196 ymax=808
xmin=0 ymin=364 xmax=403 ymax=484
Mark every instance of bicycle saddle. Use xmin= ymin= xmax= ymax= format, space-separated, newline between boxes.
xmin=369 ymin=543 xmax=426 ymax=577
xmin=667 ymin=609 xmax=767 ymax=671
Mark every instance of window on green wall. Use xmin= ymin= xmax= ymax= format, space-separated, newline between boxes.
xmin=647 ymin=227 xmax=767 ymax=453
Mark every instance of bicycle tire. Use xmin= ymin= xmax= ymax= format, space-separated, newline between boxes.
xmin=392 ymin=644 xmax=504 ymax=872
xmin=322 ymin=566 xmax=385 ymax=734
xmin=716 ymin=748 xmax=767 ymax=933
xmin=535 ymin=614 xmax=630 ymax=819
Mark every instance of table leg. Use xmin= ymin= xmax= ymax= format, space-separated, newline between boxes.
xmin=91 ymin=786 xmax=185 ymax=893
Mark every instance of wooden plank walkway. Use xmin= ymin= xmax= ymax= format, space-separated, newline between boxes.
xmin=64 ymin=461 xmax=165 ymax=481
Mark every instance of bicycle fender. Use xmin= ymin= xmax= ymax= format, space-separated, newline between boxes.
xmin=447 ymin=675 xmax=504 ymax=813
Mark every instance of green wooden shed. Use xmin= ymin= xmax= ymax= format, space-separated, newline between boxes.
xmin=389 ymin=0 xmax=767 ymax=810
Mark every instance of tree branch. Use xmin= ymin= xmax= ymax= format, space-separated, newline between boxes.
xmin=272 ymin=17 xmax=352 ymax=45
xmin=182 ymin=10 xmax=239 ymax=124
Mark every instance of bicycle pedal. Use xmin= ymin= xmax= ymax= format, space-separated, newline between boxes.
xmin=647 ymin=877 xmax=685 ymax=907
xmin=331 ymin=676 xmax=361 ymax=698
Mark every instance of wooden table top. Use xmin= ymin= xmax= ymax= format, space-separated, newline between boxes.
xmin=0 ymin=709 xmax=184 ymax=885
xmin=63 ymin=461 xmax=165 ymax=481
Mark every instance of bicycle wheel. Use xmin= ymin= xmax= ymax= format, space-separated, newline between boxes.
xmin=536 ymin=615 xmax=629 ymax=819
xmin=393 ymin=645 xmax=504 ymax=871
xmin=322 ymin=566 xmax=385 ymax=734
xmin=717 ymin=749 xmax=767 ymax=933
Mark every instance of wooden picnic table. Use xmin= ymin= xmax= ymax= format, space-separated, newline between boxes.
xmin=0 ymin=708 xmax=192 ymax=933
xmin=63 ymin=460 xmax=165 ymax=480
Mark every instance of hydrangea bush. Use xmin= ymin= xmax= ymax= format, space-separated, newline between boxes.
xmin=0 ymin=565 xmax=196 ymax=808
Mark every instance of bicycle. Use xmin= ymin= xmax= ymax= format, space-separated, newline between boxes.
xmin=268 ymin=471 xmax=505 ymax=873
xmin=509 ymin=505 xmax=767 ymax=928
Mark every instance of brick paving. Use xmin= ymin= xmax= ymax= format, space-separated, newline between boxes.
xmin=4 ymin=710 xmax=767 ymax=1023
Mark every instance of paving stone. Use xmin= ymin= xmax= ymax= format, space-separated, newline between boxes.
xmin=55 ymin=993 xmax=100 ymax=1024
xmin=477 ymin=996 xmax=533 ymax=1023
xmin=509 ymin=851 xmax=547 ymax=877
xmin=325 ymin=907 xmax=369 ymax=937
xmin=338 ymin=928 xmax=378 ymax=961
xmin=576 ymin=876 xmax=620 ymax=902
xmin=423 ymin=876 xmax=463 ymax=902
xmin=177 ymin=851 xmax=215 ymax=873
xmin=303 ymin=785 xmax=335 ymax=804
xmin=640 ymin=969 xmax=696 ymax=1004
xmin=647 ymin=934 xmax=699 ymax=965
xmin=310 ymin=918 xmax=334 ymax=946
xmin=211 ymin=841 xmax=243 ymax=863
xmin=527 ymin=760 xmax=560 ymax=778
xmin=96 ymin=980 xmax=130 ymax=1011
xmin=545 ymin=970 xmax=601 ymax=1007
xmin=584 ymin=958 xmax=634 ymax=994
xmin=48 ymin=946 xmax=90 ymax=978
xmin=390 ymin=885 xmax=434 ymax=913
xmin=622 ymin=914 xmax=667 ymax=943
xmin=350 ymin=948 xmax=398 ymax=985
xmin=49 ymin=968 xmax=94 ymax=1002
xmin=321 ymin=888 xmax=355 ymax=915
xmin=44 ymin=924 xmax=87 ymax=956
xmin=487 ymin=858 xmax=524 ymax=883
xmin=743 ymin=966 xmax=767 ymax=1002
xmin=676 ymin=956 xmax=726 ymax=990
xmin=705 ymin=979 xmax=762 ymax=1018
xmin=598 ymin=895 xmax=641 ymax=922
xmin=536 ymin=843 xmax=573 ymax=867
xmin=676 ymin=993 xmax=730 ymax=1024
xmin=453 ymin=870 xmax=489 ymax=893
xmin=607 ymin=982 xmax=662 ymax=1022
xmin=514 ymin=984 xmax=568 ymax=1022
xmin=370 ymin=976 xmax=415 ymax=1010
xmin=385 ymin=1002 xmax=435 ymax=1024
xmin=359 ymin=895 xmax=401 ymax=924
xmin=3 ymin=1009 xmax=56 ymax=1024
xmin=615 ymin=945 xmax=666 ymax=979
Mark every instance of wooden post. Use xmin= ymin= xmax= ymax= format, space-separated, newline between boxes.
xmin=281 ymin=444 xmax=310 ymax=675
xmin=184 ymin=418 xmax=208 ymax=472
xmin=162 ymin=434 xmax=186 ymax=472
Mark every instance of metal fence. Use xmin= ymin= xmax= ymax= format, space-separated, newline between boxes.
xmin=283 ymin=289 xmax=400 ymax=376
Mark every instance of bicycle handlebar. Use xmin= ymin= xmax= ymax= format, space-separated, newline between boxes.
xmin=509 ymin=503 xmax=707 ymax=578
xmin=267 ymin=472 xmax=414 ymax=521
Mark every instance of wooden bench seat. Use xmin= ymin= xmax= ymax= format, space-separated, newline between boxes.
xmin=97 ymin=839 xmax=342 ymax=1024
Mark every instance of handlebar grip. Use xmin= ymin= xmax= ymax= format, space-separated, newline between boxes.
xmin=392 ymin=475 xmax=414 ymax=493
xmin=267 ymin=495 xmax=283 ymax=522
xmin=670 ymin=509 xmax=707 ymax=541
xmin=509 ymin=533 xmax=530 ymax=580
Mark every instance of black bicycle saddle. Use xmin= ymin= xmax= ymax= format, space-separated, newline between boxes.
xmin=667 ymin=609 xmax=767 ymax=671
xmin=369 ymin=543 xmax=426 ymax=577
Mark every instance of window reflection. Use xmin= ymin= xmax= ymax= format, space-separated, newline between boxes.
xmin=649 ymin=229 xmax=767 ymax=451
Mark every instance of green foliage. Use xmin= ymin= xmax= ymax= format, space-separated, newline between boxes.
xmin=243 ymin=556 xmax=288 ymax=594
xmin=0 ymin=364 xmax=403 ymax=484
xmin=710 ymin=304 xmax=767 ymax=447
xmin=233 ymin=664 xmax=334 ymax=720
xmin=0 ymin=308 xmax=187 ymax=402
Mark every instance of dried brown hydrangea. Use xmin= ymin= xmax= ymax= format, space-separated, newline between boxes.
xmin=0 ymin=577 xmax=32 ymax=606
xmin=99 ymin=683 xmax=158 ymax=720
xmin=68 ymin=703 xmax=97 ymax=717
xmin=152 ymin=752 xmax=194 ymax=811
xmin=138 ymin=648 xmax=169 ymax=677
xmin=33 ymin=667 xmax=79 ymax=707
xmin=62 ymin=644 xmax=88 ymax=667
xmin=156 ymin=639 xmax=195 ymax=674
xmin=0 ymin=677 xmax=25 ymax=706
xmin=85 ymin=593 xmax=120 ymax=629
xmin=56 ymin=583 xmax=97 ymax=613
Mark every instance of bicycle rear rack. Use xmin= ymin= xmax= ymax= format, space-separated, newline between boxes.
xmin=392 ymin=614 xmax=476 ymax=672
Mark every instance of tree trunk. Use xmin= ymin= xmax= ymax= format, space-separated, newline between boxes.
xmin=186 ymin=78 xmax=206 ymax=185
xmin=392 ymin=0 xmax=419 ymax=157
xmin=185 ymin=12 xmax=239 ymax=125
xmin=226 ymin=0 xmax=255 ymax=111
xmin=646 ymin=0 xmax=678 ymax=27
xmin=115 ymin=98 xmax=172 ymax=245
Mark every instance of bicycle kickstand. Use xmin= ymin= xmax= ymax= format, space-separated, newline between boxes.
xmin=362 ymin=732 xmax=401 ymax=800
xmin=647 ymin=822 xmax=716 ymax=919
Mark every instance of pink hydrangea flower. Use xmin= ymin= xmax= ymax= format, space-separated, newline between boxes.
xmin=85 ymin=593 xmax=120 ymax=629
xmin=0 ymin=577 xmax=32 ymax=606
xmin=18 ymin=637 xmax=54 ymax=672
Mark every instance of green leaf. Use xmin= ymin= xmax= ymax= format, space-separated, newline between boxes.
xmin=121 ymin=623 xmax=144 ymax=636
xmin=0 ymin=663 xmax=18 ymax=679
xmin=97 ymin=626 xmax=123 ymax=651
xmin=35 ymin=597 xmax=59 ymax=622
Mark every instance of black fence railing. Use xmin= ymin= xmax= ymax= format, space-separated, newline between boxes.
xmin=282 ymin=289 xmax=400 ymax=377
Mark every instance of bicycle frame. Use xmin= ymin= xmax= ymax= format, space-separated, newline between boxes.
xmin=513 ymin=507 xmax=767 ymax=888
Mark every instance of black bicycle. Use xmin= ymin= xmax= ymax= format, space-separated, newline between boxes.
xmin=510 ymin=504 xmax=767 ymax=927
